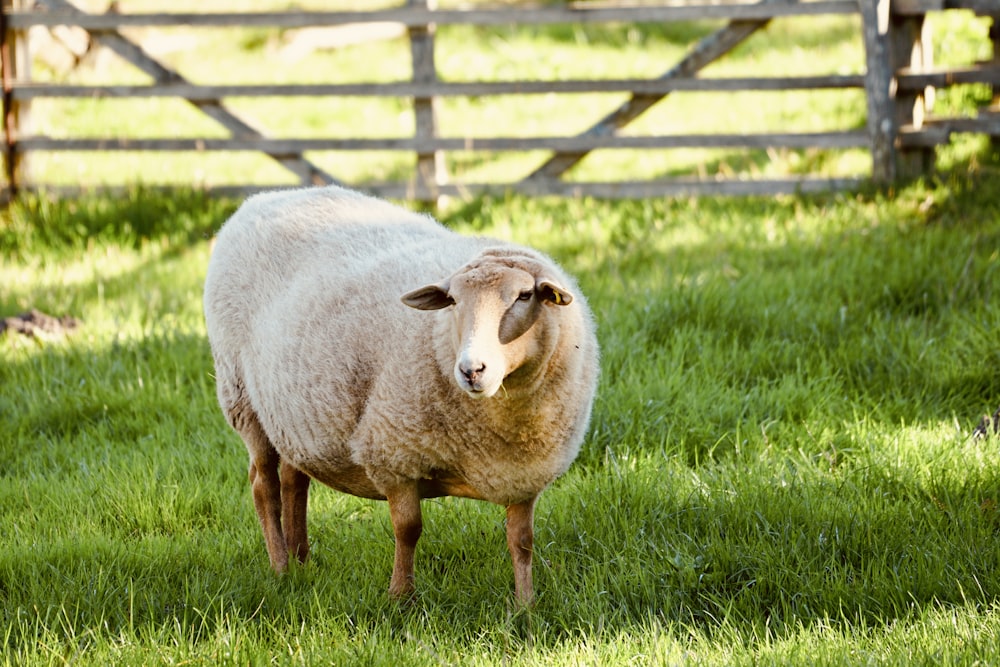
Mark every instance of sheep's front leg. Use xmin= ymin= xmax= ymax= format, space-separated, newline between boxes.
xmin=506 ymin=496 xmax=538 ymax=606
xmin=281 ymin=460 xmax=311 ymax=564
xmin=385 ymin=483 xmax=423 ymax=599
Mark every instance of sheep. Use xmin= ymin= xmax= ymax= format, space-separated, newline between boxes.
xmin=203 ymin=185 xmax=599 ymax=604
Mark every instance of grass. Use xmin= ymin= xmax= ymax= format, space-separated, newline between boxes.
xmin=2 ymin=163 xmax=1000 ymax=665
xmin=3 ymin=8 xmax=1000 ymax=666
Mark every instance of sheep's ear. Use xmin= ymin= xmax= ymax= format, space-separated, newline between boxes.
xmin=401 ymin=284 xmax=454 ymax=310
xmin=537 ymin=279 xmax=573 ymax=306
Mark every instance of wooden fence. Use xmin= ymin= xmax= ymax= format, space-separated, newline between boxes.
xmin=2 ymin=0 xmax=999 ymax=202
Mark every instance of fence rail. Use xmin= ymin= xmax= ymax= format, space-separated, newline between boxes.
xmin=2 ymin=0 xmax=999 ymax=202
xmin=9 ymin=75 xmax=870 ymax=99
xmin=3 ymin=2 xmax=861 ymax=28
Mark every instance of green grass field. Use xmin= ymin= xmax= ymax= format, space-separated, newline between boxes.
xmin=3 ymin=8 xmax=1000 ymax=666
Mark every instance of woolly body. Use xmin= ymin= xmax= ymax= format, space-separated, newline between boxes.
xmin=203 ymin=185 xmax=599 ymax=602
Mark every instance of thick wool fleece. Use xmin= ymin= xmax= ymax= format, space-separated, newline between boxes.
xmin=204 ymin=185 xmax=599 ymax=506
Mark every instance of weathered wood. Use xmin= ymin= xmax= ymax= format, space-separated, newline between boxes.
xmin=34 ymin=0 xmax=338 ymax=187
xmin=14 ymin=176 xmax=868 ymax=201
xmin=897 ymin=124 xmax=951 ymax=147
xmin=17 ymin=130 xmax=870 ymax=153
xmin=859 ymin=0 xmax=895 ymax=183
xmin=10 ymin=74 xmax=869 ymax=100
xmin=896 ymin=64 xmax=1000 ymax=90
xmin=526 ymin=0 xmax=793 ymax=182
xmin=1 ymin=0 xmax=33 ymax=195
xmin=9 ymin=1 xmax=998 ymax=202
xmin=889 ymin=11 xmax=933 ymax=177
xmin=467 ymin=176 xmax=866 ymax=198
xmin=989 ymin=14 xmax=999 ymax=146
xmin=409 ymin=0 xmax=446 ymax=202
xmin=924 ymin=112 xmax=1000 ymax=134
xmin=890 ymin=0 xmax=941 ymax=12
xmin=360 ymin=176 xmax=868 ymax=199
xmin=891 ymin=0 xmax=1000 ymax=16
xmin=4 ymin=2 xmax=861 ymax=29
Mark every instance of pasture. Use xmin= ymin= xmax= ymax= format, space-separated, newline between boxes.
xmin=3 ymin=7 xmax=1000 ymax=666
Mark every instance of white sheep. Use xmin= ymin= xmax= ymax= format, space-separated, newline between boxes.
xmin=203 ymin=185 xmax=599 ymax=604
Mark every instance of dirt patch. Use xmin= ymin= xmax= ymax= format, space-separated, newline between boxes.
xmin=1 ymin=309 xmax=81 ymax=338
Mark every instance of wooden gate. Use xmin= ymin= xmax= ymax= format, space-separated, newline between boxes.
xmin=2 ymin=0 xmax=999 ymax=201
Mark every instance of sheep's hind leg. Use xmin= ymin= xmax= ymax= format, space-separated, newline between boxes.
xmin=281 ymin=460 xmax=311 ymax=564
xmin=247 ymin=445 xmax=289 ymax=573
xmin=506 ymin=496 xmax=538 ymax=606
xmin=385 ymin=483 xmax=423 ymax=599
xmin=232 ymin=405 xmax=289 ymax=574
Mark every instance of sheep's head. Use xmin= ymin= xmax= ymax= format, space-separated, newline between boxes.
xmin=401 ymin=251 xmax=573 ymax=399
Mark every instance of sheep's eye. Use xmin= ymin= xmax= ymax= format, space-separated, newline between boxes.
xmin=517 ymin=290 xmax=533 ymax=302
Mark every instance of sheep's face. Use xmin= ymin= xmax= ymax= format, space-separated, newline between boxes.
xmin=401 ymin=256 xmax=573 ymax=399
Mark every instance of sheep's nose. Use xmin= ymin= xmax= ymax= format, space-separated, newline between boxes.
xmin=460 ymin=361 xmax=486 ymax=383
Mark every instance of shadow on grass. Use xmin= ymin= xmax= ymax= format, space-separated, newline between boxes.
xmin=3 ymin=379 xmax=999 ymax=652
xmin=2 ymin=167 xmax=1000 ymax=658
xmin=2 ymin=343 xmax=999 ymax=659
xmin=0 ymin=186 xmax=238 ymax=260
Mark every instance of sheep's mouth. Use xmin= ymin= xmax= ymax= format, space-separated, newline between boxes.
xmin=458 ymin=379 xmax=497 ymax=399
xmin=462 ymin=383 xmax=490 ymax=398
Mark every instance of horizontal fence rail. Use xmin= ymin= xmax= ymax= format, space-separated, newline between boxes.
xmin=9 ymin=75 xmax=870 ymax=100
xmin=4 ymin=2 xmax=861 ymax=28
xmin=2 ymin=0 xmax=999 ymax=202
xmin=17 ymin=132 xmax=874 ymax=152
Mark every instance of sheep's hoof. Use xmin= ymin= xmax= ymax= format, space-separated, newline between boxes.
xmin=513 ymin=593 xmax=535 ymax=609
xmin=268 ymin=555 xmax=289 ymax=575
xmin=388 ymin=580 xmax=417 ymax=603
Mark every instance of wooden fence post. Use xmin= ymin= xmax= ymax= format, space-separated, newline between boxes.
xmin=1 ymin=0 xmax=32 ymax=198
xmin=989 ymin=12 xmax=1000 ymax=147
xmin=408 ymin=0 xmax=446 ymax=204
xmin=860 ymin=0 xmax=896 ymax=184
xmin=889 ymin=8 xmax=933 ymax=178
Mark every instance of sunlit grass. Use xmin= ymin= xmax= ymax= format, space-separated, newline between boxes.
xmin=3 ymin=166 xmax=1000 ymax=664
xmin=3 ymin=7 xmax=1000 ymax=666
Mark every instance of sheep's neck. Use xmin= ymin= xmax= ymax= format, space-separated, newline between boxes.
xmin=476 ymin=345 xmax=574 ymax=435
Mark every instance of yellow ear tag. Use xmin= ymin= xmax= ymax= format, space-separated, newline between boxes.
xmin=553 ymin=292 xmax=562 ymax=305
